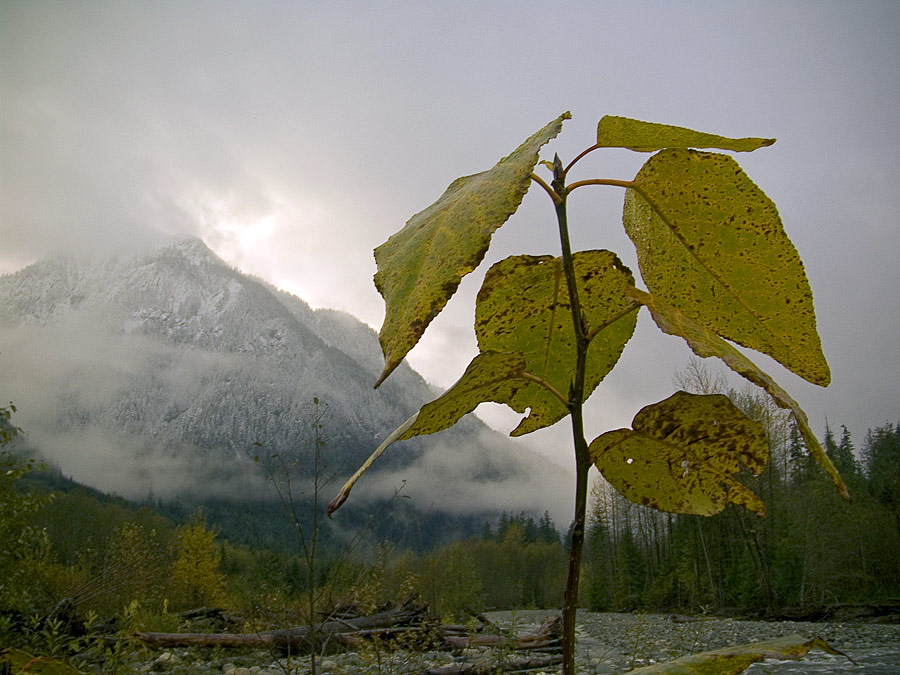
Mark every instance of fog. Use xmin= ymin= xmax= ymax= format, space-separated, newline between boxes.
xmin=2 ymin=2 xmax=899 ymax=493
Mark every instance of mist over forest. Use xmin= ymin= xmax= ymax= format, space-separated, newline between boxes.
xmin=0 ymin=239 xmax=573 ymax=524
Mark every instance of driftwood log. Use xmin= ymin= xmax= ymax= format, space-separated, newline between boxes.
xmin=440 ymin=616 xmax=561 ymax=653
xmin=137 ymin=604 xmax=562 ymax=667
xmin=137 ymin=603 xmax=426 ymax=653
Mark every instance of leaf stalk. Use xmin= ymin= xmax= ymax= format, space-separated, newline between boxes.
xmin=531 ymin=172 xmax=562 ymax=204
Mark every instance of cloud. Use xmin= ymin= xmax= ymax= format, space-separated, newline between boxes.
xmin=1 ymin=0 xmax=898 ymax=457
xmin=26 ymin=426 xmax=270 ymax=502
xmin=354 ymin=429 xmax=575 ymax=527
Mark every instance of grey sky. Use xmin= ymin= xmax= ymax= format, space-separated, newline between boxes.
xmin=2 ymin=1 xmax=898 ymax=467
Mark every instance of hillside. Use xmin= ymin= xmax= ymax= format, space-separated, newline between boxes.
xmin=0 ymin=238 xmax=571 ymax=525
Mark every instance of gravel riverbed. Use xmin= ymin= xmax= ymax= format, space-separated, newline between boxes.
xmin=489 ymin=610 xmax=900 ymax=673
xmin=72 ymin=611 xmax=900 ymax=674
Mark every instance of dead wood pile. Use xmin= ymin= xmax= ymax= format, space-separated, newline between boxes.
xmin=137 ymin=601 xmax=563 ymax=671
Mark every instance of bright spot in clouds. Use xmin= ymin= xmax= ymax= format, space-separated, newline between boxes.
xmin=0 ymin=1 xmax=898 ymax=459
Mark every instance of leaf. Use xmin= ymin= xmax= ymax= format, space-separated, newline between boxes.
xmin=328 ymin=411 xmax=420 ymax=516
xmin=372 ymin=112 xmax=571 ymax=387
xmin=628 ymin=634 xmax=853 ymax=674
xmin=397 ymin=350 xmax=530 ymax=439
xmin=623 ymin=149 xmax=830 ymax=386
xmin=590 ymin=391 xmax=768 ymax=516
xmin=596 ymin=115 xmax=776 ymax=152
xmin=475 ymin=250 xmax=638 ymax=435
xmin=627 ymin=286 xmax=849 ymax=499
xmin=329 ymin=350 xmax=530 ymax=515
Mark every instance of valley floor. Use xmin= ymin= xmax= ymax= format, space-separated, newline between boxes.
xmin=45 ymin=610 xmax=900 ymax=674
xmin=488 ymin=609 xmax=900 ymax=674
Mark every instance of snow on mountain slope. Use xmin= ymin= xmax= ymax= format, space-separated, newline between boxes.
xmin=0 ymin=239 xmax=572 ymax=521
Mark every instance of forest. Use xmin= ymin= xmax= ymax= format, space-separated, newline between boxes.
xmin=2 ymin=386 xmax=900 ymax=656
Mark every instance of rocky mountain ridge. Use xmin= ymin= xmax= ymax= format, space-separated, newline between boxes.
xmin=0 ymin=239 xmax=570 ymax=521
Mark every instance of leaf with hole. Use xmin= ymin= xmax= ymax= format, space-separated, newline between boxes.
xmin=372 ymin=113 xmax=570 ymax=387
xmin=627 ymin=286 xmax=848 ymax=499
xmin=590 ymin=391 xmax=768 ymax=516
xmin=623 ymin=149 xmax=830 ymax=386
xmin=596 ymin=115 xmax=776 ymax=152
xmin=475 ymin=250 xmax=638 ymax=435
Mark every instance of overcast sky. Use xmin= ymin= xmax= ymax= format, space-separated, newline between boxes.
xmin=2 ymin=1 xmax=898 ymax=471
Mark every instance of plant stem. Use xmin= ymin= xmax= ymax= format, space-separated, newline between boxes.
xmin=552 ymin=154 xmax=592 ymax=675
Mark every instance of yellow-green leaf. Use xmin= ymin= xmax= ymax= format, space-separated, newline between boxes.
xmin=623 ymin=149 xmax=830 ymax=386
xmin=627 ymin=286 xmax=849 ymax=500
xmin=629 ymin=634 xmax=852 ymax=674
xmin=590 ymin=391 xmax=768 ymax=516
xmin=475 ymin=250 xmax=638 ymax=435
xmin=398 ymin=350 xmax=530 ymax=440
xmin=372 ymin=112 xmax=570 ymax=387
xmin=329 ymin=350 xmax=531 ymax=515
xmin=597 ymin=115 xmax=775 ymax=152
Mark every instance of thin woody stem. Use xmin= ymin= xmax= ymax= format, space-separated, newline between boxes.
xmin=551 ymin=153 xmax=593 ymax=675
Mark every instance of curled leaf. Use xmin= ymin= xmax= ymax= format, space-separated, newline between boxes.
xmin=329 ymin=351 xmax=534 ymax=515
xmin=373 ymin=113 xmax=570 ymax=387
xmin=597 ymin=115 xmax=775 ymax=152
xmin=397 ymin=350 xmax=531 ymax=440
xmin=624 ymin=149 xmax=830 ymax=386
xmin=590 ymin=391 xmax=768 ymax=516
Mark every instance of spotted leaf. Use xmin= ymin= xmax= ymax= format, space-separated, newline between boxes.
xmin=623 ymin=149 xmax=830 ymax=386
xmin=475 ymin=250 xmax=638 ymax=435
xmin=627 ymin=287 xmax=848 ymax=500
xmin=590 ymin=391 xmax=768 ymax=516
xmin=372 ymin=113 xmax=570 ymax=387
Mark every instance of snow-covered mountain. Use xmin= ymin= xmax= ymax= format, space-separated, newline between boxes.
xmin=0 ymin=239 xmax=570 ymax=520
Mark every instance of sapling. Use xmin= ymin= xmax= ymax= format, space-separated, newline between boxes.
xmin=328 ymin=113 xmax=847 ymax=674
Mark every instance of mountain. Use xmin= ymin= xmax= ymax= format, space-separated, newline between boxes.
xmin=0 ymin=238 xmax=571 ymax=528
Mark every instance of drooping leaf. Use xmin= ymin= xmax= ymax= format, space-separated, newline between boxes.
xmin=329 ymin=350 xmax=531 ymax=515
xmin=627 ymin=286 xmax=849 ymax=499
xmin=328 ymin=411 xmax=420 ymax=516
xmin=628 ymin=634 xmax=852 ymax=674
xmin=623 ymin=149 xmax=830 ymax=386
xmin=590 ymin=391 xmax=768 ymax=516
xmin=475 ymin=250 xmax=638 ymax=435
xmin=596 ymin=115 xmax=776 ymax=152
xmin=372 ymin=112 xmax=570 ymax=387
xmin=397 ymin=350 xmax=531 ymax=440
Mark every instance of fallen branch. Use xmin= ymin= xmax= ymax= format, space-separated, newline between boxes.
xmin=137 ymin=603 xmax=427 ymax=653
xmin=440 ymin=615 xmax=561 ymax=653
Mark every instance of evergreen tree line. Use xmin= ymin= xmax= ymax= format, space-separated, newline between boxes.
xmin=585 ymin=403 xmax=900 ymax=613
xmin=3 ymin=395 xmax=899 ymax=640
